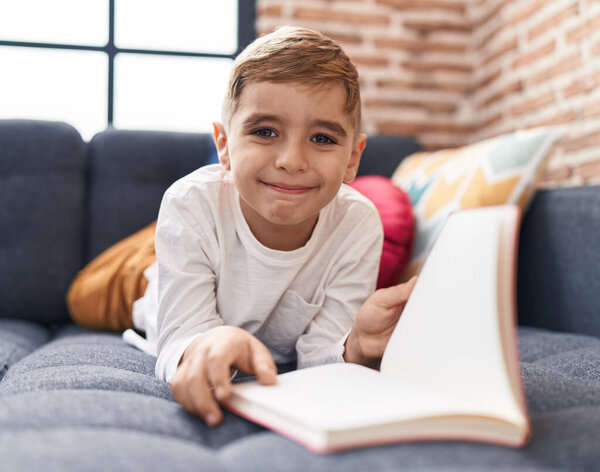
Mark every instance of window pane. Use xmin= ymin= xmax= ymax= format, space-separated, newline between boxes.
xmin=0 ymin=47 xmax=108 ymax=141
xmin=113 ymin=54 xmax=232 ymax=133
xmin=0 ymin=0 xmax=108 ymax=46
xmin=115 ymin=0 xmax=237 ymax=54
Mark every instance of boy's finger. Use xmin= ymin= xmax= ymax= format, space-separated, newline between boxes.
xmin=234 ymin=337 xmax=277 ymax=385
xmin=193 ymin=378 xmax=224 ymax=426
xmin=247 ymin=338 xmax=278 ymax=385
xmin=177 ymin=360 xmax=223 ymax=426
xmin=206 ymin=351 xmax=234 ymax=402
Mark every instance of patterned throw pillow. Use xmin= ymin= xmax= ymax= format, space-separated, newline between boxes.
xmin=392 ymin=127 xmax=563 ymax=280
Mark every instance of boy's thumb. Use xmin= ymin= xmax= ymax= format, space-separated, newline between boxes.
xmin=380 ymin=276 xmax=418 ymax=307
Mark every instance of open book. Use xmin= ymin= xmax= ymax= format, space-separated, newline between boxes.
xmin=221 ymin=205 xmax=531 ymax=453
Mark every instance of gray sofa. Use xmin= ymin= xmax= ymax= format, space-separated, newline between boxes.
xmin=1 ymin=119 xmax=599 ymax=471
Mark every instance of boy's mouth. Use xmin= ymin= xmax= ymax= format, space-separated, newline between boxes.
xmin=261 ymin=181 xmax=317 ymax=194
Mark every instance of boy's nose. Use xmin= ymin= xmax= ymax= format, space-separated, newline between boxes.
xmin=275 ymin=142 xmax=308 ymax=173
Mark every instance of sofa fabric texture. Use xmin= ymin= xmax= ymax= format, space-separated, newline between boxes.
xmin=1 ymin=120 xmax=599 ymax=471
xmin=86 ymin=129 xmax=216 ymax=263
xmin=517 ymin=185 xmax=600 ymax=338
xmin=0 ymin=326 xmax=599 ymax=471
xmin=0 ymin=120 xmax=86 ymax=324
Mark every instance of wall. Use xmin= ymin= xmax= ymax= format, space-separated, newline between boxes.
xmin=256 ymin=0 xmax=600 ymax=186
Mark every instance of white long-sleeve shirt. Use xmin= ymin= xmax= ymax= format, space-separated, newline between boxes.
xmin=129 ymin=165 xmax=383 ymax=383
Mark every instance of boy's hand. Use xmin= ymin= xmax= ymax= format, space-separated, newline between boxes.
xmin=170 ymin=326 xmax=277 ymax=426
xmin=344 ymin=276 xmax=418 ymax=369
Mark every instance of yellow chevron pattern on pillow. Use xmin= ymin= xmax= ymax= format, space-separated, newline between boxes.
xmin=392 ymin=127 xmax=563 ymax=281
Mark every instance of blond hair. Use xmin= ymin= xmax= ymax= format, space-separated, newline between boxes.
xmin=222 ymin=26 xmax=361 ymax=133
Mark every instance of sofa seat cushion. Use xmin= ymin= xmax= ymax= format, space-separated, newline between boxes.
xmin=0 ymin=428 xmax=220 ymax=471
xmin=1 ymin=324 xmax=599 ymax=471
xmin=0 ymin=320 xmax=50 ymax=381
xmin=0 ymin=325 xmax=171 ymax=399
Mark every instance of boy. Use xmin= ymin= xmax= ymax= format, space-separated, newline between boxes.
xmin=69 ymin=26 xmax=417 ymax=427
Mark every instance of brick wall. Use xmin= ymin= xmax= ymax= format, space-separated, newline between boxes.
xmin=256 ymin=0 xmax=600 ymax=186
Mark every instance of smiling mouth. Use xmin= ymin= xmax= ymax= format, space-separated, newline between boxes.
xmin=261 ymin=181 xmax=317 ymax=194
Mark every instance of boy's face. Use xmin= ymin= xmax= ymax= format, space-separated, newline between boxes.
xmin=214 ymin=81 xmax=367 ymax=250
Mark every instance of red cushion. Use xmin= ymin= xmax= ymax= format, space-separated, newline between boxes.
xmin=349 ymin=176 xmax=414 ymax=288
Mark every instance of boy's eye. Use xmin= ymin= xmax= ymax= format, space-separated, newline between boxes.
xmin=312 ymin=134 xmax=336 ymax=145
xmin=253 ymin=128 xmax=277 ymax=138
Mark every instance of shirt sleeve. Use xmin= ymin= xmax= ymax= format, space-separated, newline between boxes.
xmin=295 ymin=207 xmax=383 ymax=369
xmin=154 ymin=189 xmax=224 ymax=383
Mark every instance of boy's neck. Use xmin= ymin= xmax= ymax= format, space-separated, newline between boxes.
xmin=239 ymin=198 xmax=319 ymax=251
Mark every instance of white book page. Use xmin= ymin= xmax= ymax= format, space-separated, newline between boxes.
xmin=229 ymin=362 xmax=494 ymax=431
xmin=380 ymin=207 xmax=524 ymax=425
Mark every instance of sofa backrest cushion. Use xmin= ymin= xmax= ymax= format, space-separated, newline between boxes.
xmin=357 ymin=135 xmax=421 ymax=178
xmin=85 ymin=129 xmax=215 ymax=263
xmin=518 ymin=185 xmax=600 ymax=337
xmin=0 ymin=120 xmax=86 ymax=324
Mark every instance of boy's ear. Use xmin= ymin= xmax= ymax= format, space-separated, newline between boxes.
xmin=344 ymin=133 xmax=367 ymax=183
xmin=212 ymin=122 xmax=230 ymax=170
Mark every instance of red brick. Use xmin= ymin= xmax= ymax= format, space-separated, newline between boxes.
xmin=563 ymin=71 xmax=600 ymax=98
xmin=374 ymin=36 xmax=468 ymax=53
xmin=475 ymin=21 xmax=502 ymax=49
xmin=403 ymin=18 xmax=471 ymax=33
xmin=529 ymin=53 xmax=583 ymax=86
xmin=473 ymin=0 xmax=511 ymax=29
xmin=536 ymin=110 xmax=578 ymax=126
xmin=576 ymin=159 xmax=600 ymax=181
xmin=375 ymin=0 xmax=467 ymax=13
xmin=510 ymin=90 xmax=555 ymax=116
xmin=508 ymin=0 xmax=548 ymax=24
xmin=566 ymin=13 xmax=600 ymax=43
xmin=377 ymin=120 xmax=474 ymax=135
xmin=293 ymin=7 xmax=390 ymax=25
xmin=402 ymin=59 xmax=473 ymax=74
xmin=350 ymin=54 xmax=389 ymax=67
xmin=583 ymin=99 xmax=600 ymax=118
xmin=257 ymin=5 xmax=282 ymax=17
xmin=480 ymin=80 xmax=523 ymax=108
xmin=376 ymin=78 xmax=471 ymax=94
xmin=476 ymin=68 xmax=502 ymax=89
xmin=541 ymin=165 xmax=573 ymax=183
xmin=364 ymin=97 xmax=457 ymax=114
xmin=481 ymin=36 xmax=519 ymax=66
xmin=478 ymin=112 xmax=503 ymax=131
xmin=562 ymin=130 xmax=600 ymax=152
xmin=321 ymin=31 xmax=363 ymax=45
xmin=512 ymin=39 xmax=556 ymax=69
xmin=527 ymin=5 xmax=578 ymax=41
xmin=422 ymin=141 xmax=469 ymax=151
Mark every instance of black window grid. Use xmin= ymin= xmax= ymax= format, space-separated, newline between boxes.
xmin=0 ymin=0 xmax=256 ymax=125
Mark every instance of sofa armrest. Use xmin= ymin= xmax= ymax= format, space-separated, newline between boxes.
xmin=517 ymin=185 xmax=600 ymax=337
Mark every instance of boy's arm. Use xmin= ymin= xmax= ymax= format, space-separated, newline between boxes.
xmin=154 ymin=190 xmax=277 ymax=425
xmin=154 ymin=190 xmax=225 ymax=383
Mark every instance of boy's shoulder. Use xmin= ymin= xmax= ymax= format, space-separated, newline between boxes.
xmin=164 ymin=164 xmax=230 ymax=199
xmin=322 ymin=183 xmax=382 ymax=234
xmin=334 ymin=183 xmax=379 ymax=217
